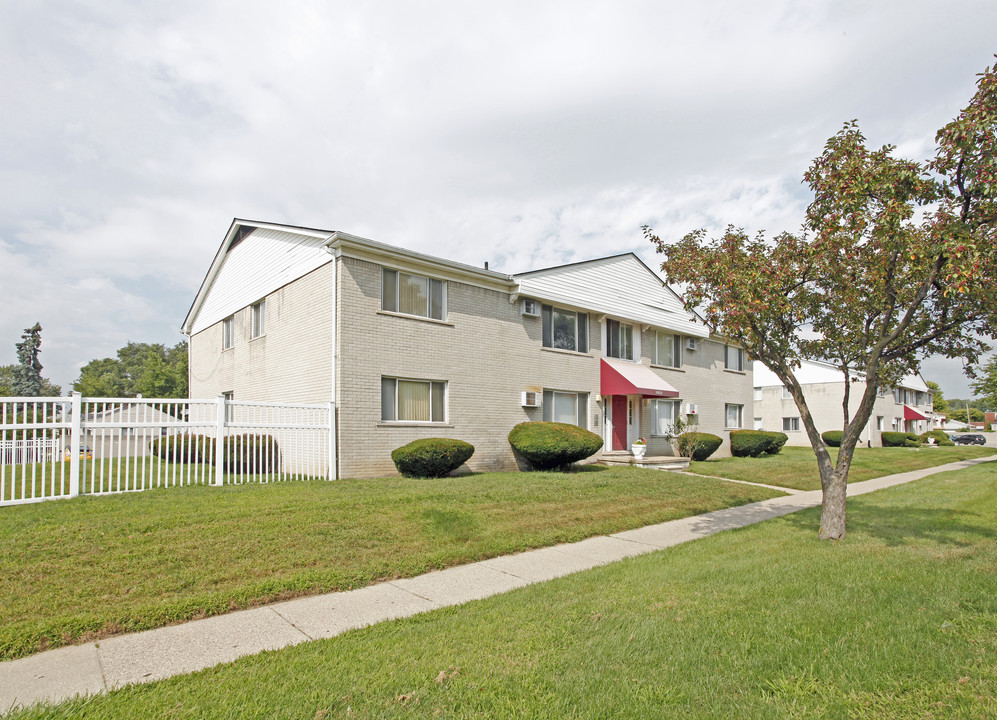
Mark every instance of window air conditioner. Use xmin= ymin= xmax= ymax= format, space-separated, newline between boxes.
xmin=685 ymin=337 xmax=699 ymax=351
xmin=522 ymin=391 xmax=541 ymax=407
xmin=521 ymin=299 xmax=541 ymax=317
xmin=685 ymin=403 xmax=699 ymax=415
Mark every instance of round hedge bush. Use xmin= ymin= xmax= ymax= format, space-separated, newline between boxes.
xmin=821 ymin=430 xmax=843 ymax=448
xmin=919 ymin=429 xmax=954 ymax=446
xmin=881 ymin=431 xmax=910 ymax=447
xmin=678 ymin=432 xmax=723 ymax=461
xmin=730 ymin=429 xmax=787 ymax=458
xmin=508 ymin=421 xmax=603 ymax=471
xmin=391 ymin=438 xmax=474 ymax=478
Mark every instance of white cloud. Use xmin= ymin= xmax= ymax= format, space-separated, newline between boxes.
xmin=1 ymin=0 xmax=995 ymax=392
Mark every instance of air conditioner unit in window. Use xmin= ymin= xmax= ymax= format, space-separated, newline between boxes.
xmin=522 ymin=391 xmax=541 ymax=407
xmin=685 ymin=337 xmax=699 ymax=351
xmin=521 ymin=299 xmax=541 ymax=317
xmin=685 ymin=403 xmax=699 ymax=415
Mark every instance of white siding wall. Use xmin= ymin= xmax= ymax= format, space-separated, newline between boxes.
xmin=191 ymin=228 xmax=333 ymax=334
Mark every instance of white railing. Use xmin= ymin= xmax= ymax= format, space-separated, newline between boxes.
xmin=1 ymin=394 xmax=336 ymax=506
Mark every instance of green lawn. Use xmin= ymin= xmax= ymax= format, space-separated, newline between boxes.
xmin=13 ymin=462 xmax=996 ymax=719
xmin=0 ymin=465 xmax=780 ymax=661
xmin=690 ymin=444 xmax=997 ymax=490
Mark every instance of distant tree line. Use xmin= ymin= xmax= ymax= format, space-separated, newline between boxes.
xmin=72 ymin=341 xmax=188 ymax=399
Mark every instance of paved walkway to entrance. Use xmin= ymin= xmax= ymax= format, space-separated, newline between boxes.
xmin=2 ymin=454 xmax=994 ymax=714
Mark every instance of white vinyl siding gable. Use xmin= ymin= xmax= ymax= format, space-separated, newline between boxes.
xmin=516 ymin=254 xmax=708 ymax=338
xmin=189 ymin=226 xmax=332 ymax=334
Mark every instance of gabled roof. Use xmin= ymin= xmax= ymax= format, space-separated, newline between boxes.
xmin=514 ymin=253 xmax=708 ymax=337
xmin=753 ymin=360 xmax=932 ymax=393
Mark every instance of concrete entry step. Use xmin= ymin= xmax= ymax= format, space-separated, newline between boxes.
xmin=597 ymin=453 xmax=690 ymax=471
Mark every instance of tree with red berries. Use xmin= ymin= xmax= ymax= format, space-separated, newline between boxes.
xmin=645 ymin=58 xmax=997 ymax=540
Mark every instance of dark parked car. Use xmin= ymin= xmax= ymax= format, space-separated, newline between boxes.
xmin=950 ymin=433 xmax=986 ymax=446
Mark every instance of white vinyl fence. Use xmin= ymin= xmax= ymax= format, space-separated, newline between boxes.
xmin=0 ymin=394 xmax=336 ymax=506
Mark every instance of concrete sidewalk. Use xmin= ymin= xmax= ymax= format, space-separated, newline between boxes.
xmin=3 ymin=454 xmax=994 ymax=713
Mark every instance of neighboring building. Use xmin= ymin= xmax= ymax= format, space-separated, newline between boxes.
xmin=183 ymin=219 xmax=753 ymax=479
xmin=752 ymin=360 xmax=938 ymax=447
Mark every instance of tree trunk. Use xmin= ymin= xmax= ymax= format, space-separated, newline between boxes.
xmin=818 ymin=467 xmax=847 ymax=540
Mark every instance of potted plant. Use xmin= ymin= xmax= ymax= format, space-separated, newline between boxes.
xmin=631 ymin=437 xmax=647 ymax=458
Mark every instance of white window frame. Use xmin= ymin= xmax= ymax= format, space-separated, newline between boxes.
xmin=651 ymin=399 xmax=680 ymax=436
xmin=753 ymin=387 xmax=762 ymax=401
xmin=381 ymin=377 xmax=447 ymax=423
xmin=876 ymin=416 xmax=884 ymax=431
xmin=725 ymin=345 xmax=744 ymax=371
xmin=542 ymin=390 xmax=588 ymax=428
xmin=251 ymin=300 xmax=266 ymax=338
xmin=381 ymin=268 xmax=447 ymax=320
xmin=541 ymin=305 xmax=588 ymax=353
xmin=725 ymin=403 xmax=744 ymax=429
xmin=606 ymin=319 xmax=634 ymax=361
xmin=782 ymin=416 xmax=800 ymax=432
xmin=222 ymin=316 xmax=235 ymax=350
xmin=782 ymin=385 xmax=793 ymax=399
xmin=654 ymin=332 xmax=681 ymax=368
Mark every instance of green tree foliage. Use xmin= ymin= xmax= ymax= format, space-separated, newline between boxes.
xmin=925 ymin=380 xmax=948 ymax=413
xmin=645 ymin=59 xmax=997 ymax=540
xmin=946 ymin=407 xmax=986 ymax=424
xmin=0 ymin=364 xmax=61 ymax=397
xmin=73 ymin=341 xmax=188 ymax=398
xmin=12 ymin=323 xmax=45 ymax=396
xmin=970 ymin=355 xmax=997 ymax=410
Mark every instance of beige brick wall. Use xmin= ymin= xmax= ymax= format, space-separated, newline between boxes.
xmin=189 ymin=263 xmax=334 ymax=404
xmin=636 ymin=333 xmax=754 ymax=457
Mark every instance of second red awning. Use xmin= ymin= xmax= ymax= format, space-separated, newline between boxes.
xmin=601 ymin=358 xmax=680 ymax=398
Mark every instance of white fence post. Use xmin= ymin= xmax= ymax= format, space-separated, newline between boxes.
xmin=68 ymin=392 xmax=82 ymax=497
xmin=327 ymin=401 xmax=337 ymax=480
xmin=214 ymin=395 xmax=226 ymax=486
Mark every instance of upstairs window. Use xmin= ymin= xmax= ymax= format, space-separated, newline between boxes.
xmin=606 ymin=319 xmax=634 ymax=361
xmin=381 ymin=377 xmax=446 ymax=423
xmin=725 ymin=345 xmax=744 ymax=371
xmin=222 ymin=316 xmax=234 ymax=350
xmin=251 ymin=300 xmax=266 ymax=338
xmin=654 ymin=332 xmax=681 ymax=368
xmin=541 ymin=305 xmax=588 ymax=353
xmin=382 ymin=268 xmax=446 ymax=320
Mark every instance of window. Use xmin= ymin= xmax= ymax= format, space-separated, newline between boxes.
xmin=725 ymin=345 xmax=744 ymax=371
xmin=542 ymin=305 xmax=588 ymax=353
xmin=782 ymin=385 xmax=793 ymax=399
xmin=753 ymin=387 xmax=762 ymax=401
xmin=222 ymin=316 xmax=234 ymax=349
xmin=606 ymin=319 xmax=634 ymax=360
xmin=651 ymin=399 xmax=679 ymax=436
xmin=876 ymin=416 xmax=884 ymax=431
xmin=251 ymin=300 xmax=266 ymax=338
xmin=782 ymin=417 xmax=800 ymax=432
xmin=654 ymin=332 xmax=681 ymax=368
xmin=893 ymin=388 xmax=902 ymax=404
xmin=222 ymin=391 xmax=234 ymax=422
xmin=382 ymin=268 xmax=446 ymax=320
xmin=725 ymin=403 xmax=743 ymax=428
xmin=542 ymin=390 xmax=588 ymax=428
xmin=381 ymin=378 xmax=446 ymax=423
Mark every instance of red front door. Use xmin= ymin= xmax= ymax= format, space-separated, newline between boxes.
xmin=612 ymin=396 xmax=627 ymax=450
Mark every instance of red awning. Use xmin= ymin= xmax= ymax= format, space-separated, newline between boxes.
xmin=903 ymin=405 xmax=927 ymax=421
xmin=601 ymin=358 xmax=679 ymax=398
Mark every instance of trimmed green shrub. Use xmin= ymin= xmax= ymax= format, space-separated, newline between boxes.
xmin=729 ymin=430 xmax=773 ymax=458
xmin=822 ymin=430 xmax=843 ymax=448
xmin=508 ymin=422 xmax=603 ymax=471
xmin=881 ymin=432 xmax=909 ymax=447
xmin=150 ymin=434 xmax=211 ymax=463
xmin=151 ymin=433 xmax=281 ymax=472
xmin=224 ymin=434 xmax=281 ymax=473
xmin=391 ymin=438 xmax=475 ymax=478
xmin=678 ymin=432 xmax=722 ymax=461
xmin=763 ymin=431 xmax=789 ymax=455
xmin=919 ymin=429 xmax=955 ymax=447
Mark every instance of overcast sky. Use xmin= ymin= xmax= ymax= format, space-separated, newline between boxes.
xmin=1 ymin=0 xmax=994 ymax=398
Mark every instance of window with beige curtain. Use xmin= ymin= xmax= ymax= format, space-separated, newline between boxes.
xmin=381 ymin=378 xmax=446 ymax=422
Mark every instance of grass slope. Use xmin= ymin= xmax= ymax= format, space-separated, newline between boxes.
xmin=691 ymin=445 xmax=996 ymax=490
xmin=14 ymin=462 xmax=995 ymax=719
xmin=0 ymin=466 xmax=779 ymax=661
